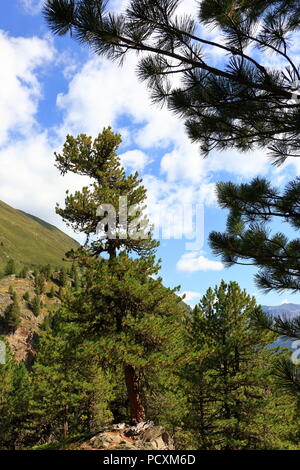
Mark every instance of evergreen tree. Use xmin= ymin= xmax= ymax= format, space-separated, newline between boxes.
xmin=29 ymin=318 xmax=114 ymax=443
xmin=42 ymin=264 xmax=52 ymax=281
xmin=58 ymin=267 xmax=68 ymax=287
xmin=209 ymin=177 xmax=300 ymax=293
xmin=33 ymin=268 xmax=39 ymax=280
xmin=34 ymin=272 xmax=46 ymax=295
xmin=58 ymin=286 xmax=63 ymax=299
xmin=251 ymin=307 xmax=300 ymax=399
xmin=18 ymin=267 xmax=28 ymax=279
xmin=31 ymin=296 xmax=41 ymax=317
xmin=48 ymin=286 xmax=56 ymax=299
xmin=0 ymin=340 xmax=30 ymax=450
xmin=0 ymin=338 xmax=15 ymax=448
xmin=4 ymin=293 xmax=21 ymax=332
xmin=23 ymin=291 xmax=30 ymax=302
xmin=8 ymin=286 xmax=14 ymax=298
xmin=52 ymin=127 xmax=183 ymax=423
xmin=63 ymin=254 xmax=186 ymax=424
xmin=5 ymin=259 xmax=16 ymax=276
xmin=54 ymin=127 xmax=158 ymax=259
xmin=10 ymin=362 xmax=31 ymax=449
xmin=183 ymin=281 xmax=298 ymax=450
xmin=70 ymin=263 xmax=80 ymax=290
xmin=44 ymin=0 xmax=300 ymax=165
xmin=209 ymin=177 xmax=300 ymax=396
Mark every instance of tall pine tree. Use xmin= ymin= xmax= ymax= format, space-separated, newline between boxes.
xmin=183 ymin=281 xmax=299 ymax=449
xmin=53 ymin=127 xmax=184 ymax=423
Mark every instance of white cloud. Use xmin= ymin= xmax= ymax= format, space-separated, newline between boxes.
xmin=110 ymin=0 xmax=130 ymax=12
xmin=0 ymin=6 xmax=292 ymax=256
xmin=21 ymin=0 xmax=199 ymax=16
xmin=56 ymin=55 xmax=188 ymax=152
xmin=160 ymin=137 xmax=205 ymax=183
xmin=56 ymin=56 xmax=144 ymax=136
xmin=120 ymin=149 xmax=150 ymax=171
xmin=56 ymin=37 xmax=277 ymax=187
xmin=205 ymin=147 xmax=270 ymax=179
xmin=0 ymin=131 xmax=90 ymax=241
xmin=0 ymin=30 xmax=88 ymax=241
xmin=20 ymin=0 xmax=44 ymax=15
xmin=180 ymin=290 xmax=201 ymax=305
xmin=0 ymin=31 xmax=54 ymax=146
xmin=109 ymin=0 xmax=199 ymax=16
xmin=176 ymin=252 xmax=224 ymax=273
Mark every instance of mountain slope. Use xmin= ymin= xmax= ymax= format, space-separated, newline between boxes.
xmin=262 ymin=304 xmax=300 ymax=349
xmin=262 ymin=303 xmax=300 ymax=319
xmin=0 ymin=200 xmax=79 ymax=268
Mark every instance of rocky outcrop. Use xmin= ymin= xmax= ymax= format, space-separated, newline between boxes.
xmin=0 ymin=276 xmax=60 ymax=363
xmin=86 ymin=422 xmax=174 ymax=450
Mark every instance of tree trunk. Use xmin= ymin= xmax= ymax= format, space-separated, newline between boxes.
xmin=63 ymin=405 xmax=69 ymax=439
xmin=124 ymin=364 xmax=146 ymax=424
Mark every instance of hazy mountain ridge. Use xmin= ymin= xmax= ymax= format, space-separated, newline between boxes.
xmin=262 ymin=303 xmax=300 ymax=319
xmin=262 ymin=303 xmax=300 ymax=349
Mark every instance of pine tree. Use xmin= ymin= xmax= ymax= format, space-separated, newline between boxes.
xmin=208 ymin=177 xmax=300 ymax=396
xmin=0 ymin=338 xmax=15 ymax=449
xmin=34 ymin=272 xmax=46 ymax=295
xmin=5 ymin=259 xmax=16 ymax=276
xmin=53 ymin=127 xmax=183 ymax=423
xmin=183 ymin=281 xmax=298 ymax=450
xmin=209 ymin=177 xmax=300 ymax=293
xmin=4 ymin=292 xmax=21 ymax=332
xmin=31 ymin=296 xmax=41 ymax=317
xmin=23 ymin=291 xmax=30 ymax=302
xmin=0 ymin=340 xmax=30 ymax=450
xmin=44 ymin=0 xmax=300 ymax=165
xmin=8 ymin=286 xmax=14 ymax=298
xmin=42 ymin=264 xmax=52 ymax=281
xmin=10 ymin=362 xmax=31 ymax=449
xmin=18 ymin=267 xmax=28 ymax=279
xmin=29 ymin=318 xmax=114 ymax=443
xmin=58 ymin=267 xmax=68 ymax=287
xmin=63 ymin=253 xmax=186 ymax=424
xmin=58 ymin=286 xmax=63 ymax=299
xmin=48 ymin=286 xmax=56 ymax=299
xmin=70 ymin=263 xmax=80 ymax=290
xmin=54 ymin=127 xmax=158 ymax=259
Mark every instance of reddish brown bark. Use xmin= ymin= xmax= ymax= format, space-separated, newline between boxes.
xmin=124 ymin=364 xmax=146 ymax=424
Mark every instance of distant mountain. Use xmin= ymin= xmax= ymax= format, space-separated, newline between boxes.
xmin=262 ymin=304 xmax=300 ymax=349
xmin=0 ymin=200 xmax=79 ymax=269
xmin=262 ymin=303 xmax=300 ymax=319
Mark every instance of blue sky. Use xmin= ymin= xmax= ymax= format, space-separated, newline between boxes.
xmin=1 ymin=0 xmax=300 ymax=307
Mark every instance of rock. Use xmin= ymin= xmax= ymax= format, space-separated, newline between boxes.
xmin=115 ymin=441 xmax=139 ymax=450
xmin=125 ymin=421 xmax=153 ymax=437
xmin=0 ymin=293 xmax=11 ymax=313
xmin=140 ymin=426 xmax=174 ymax=450
xmin=111 ymin=423 xmax=126 ymax=431
xmin=88 ymin=422 xmax=174 ymax=451
xmin=141 ymin=425 xmax=164 ymax=442
xmin=90 ymin=432 xmax=124 ymax=449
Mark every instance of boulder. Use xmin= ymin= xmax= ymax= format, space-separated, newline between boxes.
xmin=88 ymin=422 xmax=174 ymax=451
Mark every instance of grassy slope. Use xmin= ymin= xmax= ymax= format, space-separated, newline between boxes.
xmin=0 ymin=200 xmax=79 ymax=268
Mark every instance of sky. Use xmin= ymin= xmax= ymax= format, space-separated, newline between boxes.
xmin=0 ymin=0 xmax=299 ymax=307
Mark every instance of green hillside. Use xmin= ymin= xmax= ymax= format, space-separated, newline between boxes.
xmin=0 ymin=200 xmax=79 ymax=269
